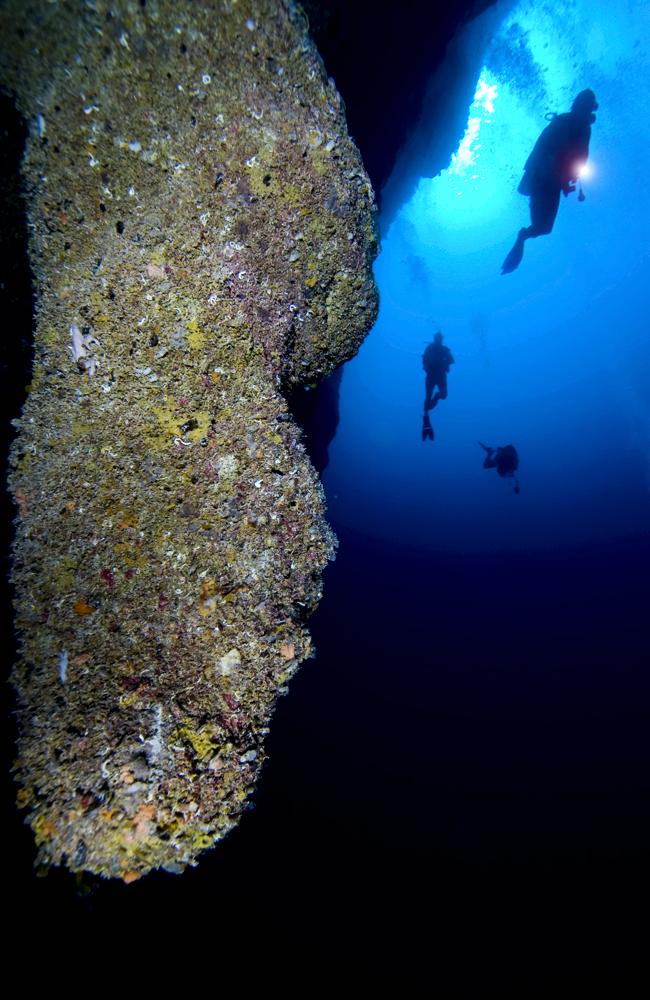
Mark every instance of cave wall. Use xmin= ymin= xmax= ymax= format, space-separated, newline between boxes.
xmin=293 ymin=0 xmax=504 ymax=468
xmin=301 ymin=0 xmax=500 ymax=202
xmin=0 ymin=0 xmax=378 ymax=880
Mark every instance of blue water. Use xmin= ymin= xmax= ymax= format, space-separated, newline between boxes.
xmin=327 ymin=1 xmax=650 ymax=556
xmin=286 ymin=0 xmax=650 ymax=930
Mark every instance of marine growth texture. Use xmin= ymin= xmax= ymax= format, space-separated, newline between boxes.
xmin=0 ymin=0 xmax=378 ymax=880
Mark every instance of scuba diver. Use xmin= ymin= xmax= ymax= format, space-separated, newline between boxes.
xmin=422 ymin=331 xmax=454 ymax=442
xmin=501 ymin=88 xmax=598 ymax=275
xmin=479 ymin=442 xmax=520 ymax=494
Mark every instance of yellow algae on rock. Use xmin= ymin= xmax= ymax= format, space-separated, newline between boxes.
xmin=186 ymin=320 xmax=206 ymax=353
xmin=0 ymin=0 xmax=378 ymax=880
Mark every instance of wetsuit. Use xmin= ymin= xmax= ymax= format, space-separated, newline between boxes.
xmin=482 ymin=444 xmax=519 ymax=477
xmin=423 ymin=342 xmax=454 ymax=410
xmin=502 ymin=107 xmax=593 ymax=274
xmin=519 ymin=111 xmax=591 ymax=236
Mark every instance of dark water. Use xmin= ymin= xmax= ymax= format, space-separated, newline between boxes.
xmin=8 ymin=523 xmax=650 ymax=950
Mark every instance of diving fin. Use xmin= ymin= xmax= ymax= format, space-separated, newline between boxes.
xmin=501 ymin=228 xmax=526 ymax=274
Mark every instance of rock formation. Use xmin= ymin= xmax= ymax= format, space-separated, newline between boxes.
xmin=0 ymin=0 xmax=378 ymax=880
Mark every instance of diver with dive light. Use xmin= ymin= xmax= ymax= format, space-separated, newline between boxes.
xmin=501 ymin=88 xmax=598 ymax=274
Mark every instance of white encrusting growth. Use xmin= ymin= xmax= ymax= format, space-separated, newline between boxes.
xmin=143 ymin=704 xmax=164 ymax=764
xmin=69 ymin=323 xmax=100 ymax=376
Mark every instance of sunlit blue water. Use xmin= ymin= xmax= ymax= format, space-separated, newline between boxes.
xmin=325 ymin=0 xmax=650 ymax=553
xmin=277 ymin=0 xmax=650 ymax=925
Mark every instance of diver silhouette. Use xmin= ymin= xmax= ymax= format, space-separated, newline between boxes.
xmin=479 ymin=442 xmax=520 ymax=494
xmin=421 ymin=331 xmax=454 ymax=442
xmin=501 ymin=88 xmax=598 ymax=275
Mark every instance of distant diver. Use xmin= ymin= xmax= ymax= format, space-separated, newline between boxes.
xmin=421 ymin=330 xmax=454 ymax=442
xmin=501 ymin=88 xmax=598 ymax=275
xmin=479 ymin=441 xmax=520 ymax=494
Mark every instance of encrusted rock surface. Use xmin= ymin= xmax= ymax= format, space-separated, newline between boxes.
xmin=0 ymin=0 xmax=378 ymax=880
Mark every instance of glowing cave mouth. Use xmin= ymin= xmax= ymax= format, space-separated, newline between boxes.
xmin=325 ymin=0 xmax=650 ymax=554
xmin=448 ymin=73 xmax=499 ymax=180
xmin=443 ymin=67 xmax=597 ymax=215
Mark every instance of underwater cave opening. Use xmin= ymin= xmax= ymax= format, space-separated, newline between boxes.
xmin=282 ymin=0 xmax=650 ymax=928
xmin=326 ymin=0 xmax=650 ymax=556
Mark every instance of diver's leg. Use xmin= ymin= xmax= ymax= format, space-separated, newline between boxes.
xmin=528 ymin=185 xmax=560 ymax=237
xmin=430 ymin=374 xmax=448 ymax=408
xmin=424 ymin=372 xmax=434 ymax=411
xmin=436 ymin=374 xmax=448 ymax=403
xmin=480 ymin=443 xmax=495 ymax=468
xmin=502 ymin=185 xmax=561 ymax=273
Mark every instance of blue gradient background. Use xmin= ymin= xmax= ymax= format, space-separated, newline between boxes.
xmin=272 ymin=0 xmax=650 ymax=920
xmin=325 ymin=0 xmax=650 ymax=554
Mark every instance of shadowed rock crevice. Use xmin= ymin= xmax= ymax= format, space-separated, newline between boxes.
xmin=0 ymin=93 xmax=35 ymax=876
xmin=0 ymin=94 xmax=33 ymax=563
xmin=286 ymin=364 xmax=343 ymax=474
xmin=291 ymin=0 xmax=505 ymax=467
xmin=301 ymin=0 xmax=501 ymax=203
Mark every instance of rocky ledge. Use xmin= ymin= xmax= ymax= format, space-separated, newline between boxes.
xmin=0 ymin=0 xmax=378 ymax=880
